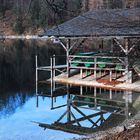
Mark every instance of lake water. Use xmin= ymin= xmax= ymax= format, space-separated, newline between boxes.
xmin=0 ymin=89 xmax=80 ymax=140
xmin=0 ymin=40 xmax=140 ymax=140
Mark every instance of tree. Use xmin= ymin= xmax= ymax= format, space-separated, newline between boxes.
xmin=30 ymin=0 xmax=41 ymax=27
xmin=0 ymin=0 xmax=7 ymax=17
xmin=13 ymin=0 xmax=24 ymax=34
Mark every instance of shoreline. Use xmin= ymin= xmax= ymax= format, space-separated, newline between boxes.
xmin=73 ymin=111 xmax=140 ymax=140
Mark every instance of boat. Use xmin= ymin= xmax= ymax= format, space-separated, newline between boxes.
xmin=71 ymin=52 xmax=97 ymax=67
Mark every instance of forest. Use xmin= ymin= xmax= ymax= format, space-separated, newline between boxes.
xmin=0 ymin=0 xmax=140 ymax=35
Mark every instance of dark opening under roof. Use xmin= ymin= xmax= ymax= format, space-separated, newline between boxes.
xmin=44 ymin=8 xmax=140 ymax=38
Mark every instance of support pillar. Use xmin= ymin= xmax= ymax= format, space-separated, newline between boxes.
xmin=66 ymin=39 xmax=71 ymax=78
xmin=124 ymin=39 xmax=132 ymax=83
xmin=53 ymin=55 xmax=56 ymax=90
xmin=94 ymin=57 xmax=97 ymax=80
xmin=109 ymin=89 xmax=112 ymax=99
xmin=94 ymin=87 xmax=97 ymax=108
xmin=50 ymin=56 xmax=54 ymax=96
xmin=67 ymin=85 xmax=71 ymax=123
xmin=124 ymin=91 xmax=129 ymax=119
xmin=80 ymin=69 xmax=83 ymax=79
xmin=35 ymin=55 xmax=38 ymax=96
xmin=80 ymin=86 xmax=83 ymax=95
xmin=36 ymin=95 xmax=39 ymax=108
xmin=109 ymin=70 xmax=112 ymax=82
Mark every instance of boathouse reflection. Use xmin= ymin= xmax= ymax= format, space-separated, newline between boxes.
xmin=36 ymin=84 xmax=138 ymax=134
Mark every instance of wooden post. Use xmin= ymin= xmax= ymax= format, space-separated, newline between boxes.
xmin=99 ymin=88 xmax=102 ymax=95
xmin=51 ymin=97 xmax=54 ymax=109
xmin=36 ymin=95 xmax=39 ymax=108
xmin=94 ymin=57 xmax=97 ymax=80
xmin=53 ymin=55 xmax=56 ymax=90
xmin=80 ymin=86 xmax=83 ymax=95
xmin=66 ymin=39 xmax=71 ymax=78
xmin=109 ymin=89 xmax=112 ymax=99
xmin=110 ymin=38 xmax=114 ymax=53
xmin=94 ymin=87 xmax=97 ymax=108
xmin=125 ymin=39 xmax=130 ymax=83
xmin=109 ymin=70 xmax=112 ymax=81
xmin=80 ymin=69 xmax=83 ymax=79
xmin=50 ymin=56 xmax=54 ymax=96
xmin=125 ymin=91 xmax=129 ymax=119
xmin=35 ymin=55 xmax=38 ymax=96
xmin=67 ymin=85 xmax=71 ymax=123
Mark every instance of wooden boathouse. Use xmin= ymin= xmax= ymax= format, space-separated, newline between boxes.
xmin=36 ymin=8 xmax=140 ymax=94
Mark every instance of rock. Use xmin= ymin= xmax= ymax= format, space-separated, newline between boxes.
xmin=109 ymin=126 xmax=125 ymax=135
xmin=126 ymin=124 xmax=136 ymax=130
xmin=94 ymin=134 xmax=107 ymax=140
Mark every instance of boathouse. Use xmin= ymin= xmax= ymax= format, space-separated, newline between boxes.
xmin=36 ymin=8 xmax=140 ymax=93
xmin=35 ymin=8 xmax=140 ymax=134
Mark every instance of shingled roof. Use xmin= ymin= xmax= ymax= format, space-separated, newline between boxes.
xmin=44 ymin=8 xmax=140 ymax=38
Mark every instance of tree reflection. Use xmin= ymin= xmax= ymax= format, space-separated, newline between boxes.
xmin=0 ymin=40 xmax=65 ymax=89
xmin=0 ymin=39 xmax=65 ymax=118
xmin=0 ymin=90 xmax=34 ymax=118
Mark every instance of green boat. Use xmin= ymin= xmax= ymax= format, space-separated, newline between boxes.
xmin=71 ymin=52 xmax=97 ymax=67
xmin=97 ymin=57 xmax=112 ymax=69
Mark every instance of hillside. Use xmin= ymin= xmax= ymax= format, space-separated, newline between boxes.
xmin=0 ymin=0 xmax=140 ymax=35
xmin=0 ymin=0 xmax=82 ymax=35
xmin=0 ymin=10 xmax=44 ymax=35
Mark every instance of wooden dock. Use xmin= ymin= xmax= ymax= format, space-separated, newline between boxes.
xmin=35 ymin=54 xmax=140 ymax=95
xmin=53 ymin=72 xmax=140 ymax=92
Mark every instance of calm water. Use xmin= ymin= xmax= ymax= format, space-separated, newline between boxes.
xmin=0 ymin=40 xmax=78 ymax=140
xmin=0 ymin=90 xmax=80 ymax=140
xmin=0 ymin=40 xmax=140 ymax=140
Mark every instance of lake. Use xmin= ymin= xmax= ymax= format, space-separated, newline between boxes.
xmin=0 ymin=40 xmax=140 ymax=140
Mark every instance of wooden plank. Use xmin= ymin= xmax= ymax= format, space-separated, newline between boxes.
xmin=68 ymin=112 xmax=104 ymax=124
xmin=69 ymin=55 xmax=125 ymax=59
xmin=70 ymin=66 xmax=125 ymax=71
xmin=38 ymin=65 xmax=67 ymax=70
xmin=32 ymin=121 xmax=88 ymax=135
xmin=70 ymin=60 xmax=124 ymax=65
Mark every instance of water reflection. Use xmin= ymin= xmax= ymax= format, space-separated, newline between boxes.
xmin=0 ymin=89 xmax=34 ymax=118
xmin=36 ymin=84 xmax=140 ymax=134
xmin=0 ymin=92 xmax=79 ymax=140
xmin=0 ymin=40 xmax=65 ymax=89
xmin=0 ymin=40 xmax=78 ymax=140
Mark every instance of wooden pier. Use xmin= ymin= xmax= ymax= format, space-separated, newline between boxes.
xmin=39 ymin=8 xmax=140 ymax=92
xmin=34 ymin=8 xmax=140 ymax=135
xmin=34 ymin=85 xmax=136 ymax=134
xmin=35 ymin=53 xmax=140 ymax=96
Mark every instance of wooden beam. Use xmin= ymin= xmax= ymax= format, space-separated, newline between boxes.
xmin=114 ymin=38 xmax=126 ymax=54
xmin=68 ymin=112 xmax=105 ymax=124
xmin=56 ymin=110 xmax=68 ymax=123
xmin=72 ymin=105 xmax=98 ymax=127
xmin=70 ymin=111 xmax=81 ymax=127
